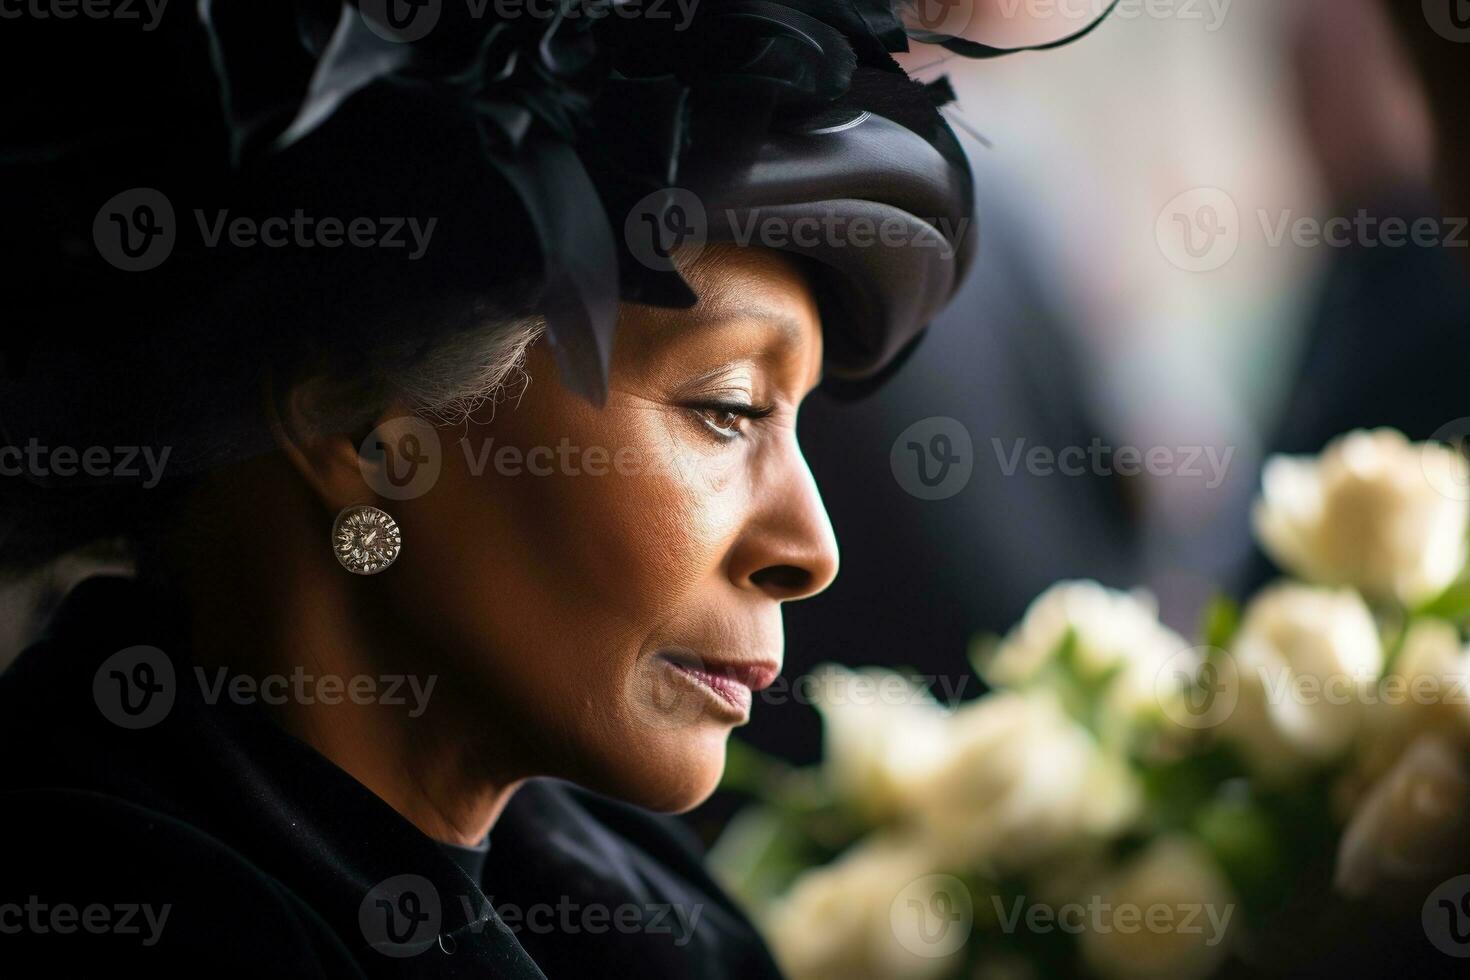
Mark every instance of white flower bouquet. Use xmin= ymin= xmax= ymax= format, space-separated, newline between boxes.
xmin=711 ymin=429 xmax=1470 ymax=979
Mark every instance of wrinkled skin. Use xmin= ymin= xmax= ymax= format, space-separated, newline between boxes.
xmin=186 ymin=245 xmax=839 ymax=842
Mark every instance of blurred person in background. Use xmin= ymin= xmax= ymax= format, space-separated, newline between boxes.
xmin=1387 ymin=0 xmax=1470 ymax=217
xmin=1120 ymin=4 xmax=1470 ymax=972
xmin=1216 ymin=0 xmax=1470 ymax=598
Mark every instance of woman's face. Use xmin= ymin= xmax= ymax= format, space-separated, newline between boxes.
xmin=381 ymin=245 xmax=838 ymax=811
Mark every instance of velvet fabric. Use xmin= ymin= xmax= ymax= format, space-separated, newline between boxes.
xmin=0 ymin=577 xmax=783 ymax=978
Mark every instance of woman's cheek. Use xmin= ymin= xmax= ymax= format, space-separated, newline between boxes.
xmin=590 ymin=412 xmax=740 ymax=597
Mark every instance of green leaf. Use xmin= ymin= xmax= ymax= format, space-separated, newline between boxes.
xmin=1415 ymin=579 xmax=1470 ymax=623
xmin=1193 ymin=792 xmax=1280 ymax=906
xmin=1052 ymin=626 xmax=1081 ymax=675
xmin=1138 ymin=744 xmax=1246 ymax=830
xmin=1201 ymin=594 xmax=1241 ymax=650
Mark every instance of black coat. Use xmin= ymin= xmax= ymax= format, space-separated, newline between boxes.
xmin=0 ymin=576 xmax=784 ymax=979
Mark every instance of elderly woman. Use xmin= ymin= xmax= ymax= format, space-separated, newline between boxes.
xmin=0 ymin=0 xmax=1105 ymax=975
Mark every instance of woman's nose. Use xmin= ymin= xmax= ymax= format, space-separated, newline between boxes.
xmin=727 ymin=446 xmax=840 ymax=602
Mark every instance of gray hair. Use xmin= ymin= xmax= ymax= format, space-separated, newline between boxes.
xmin=384 ymin=315 xmax=549 ymax=426
xmin=0 ymin=313 xmax=553 ymax=586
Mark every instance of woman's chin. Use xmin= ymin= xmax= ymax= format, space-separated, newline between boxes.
xmin=582 ymin=726 xmax=731 ymax=814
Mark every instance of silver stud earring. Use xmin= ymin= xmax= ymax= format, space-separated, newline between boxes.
xmin=332 ymin=505 xmax=402 ymax=575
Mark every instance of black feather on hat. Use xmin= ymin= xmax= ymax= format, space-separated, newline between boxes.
xmin=0 ymin=0 xmax=1118 ymax=494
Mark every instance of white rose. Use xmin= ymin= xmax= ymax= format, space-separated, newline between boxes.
xmin=1223 ymin=583 xmax=1383 ymax=779
xmin=811 ymin=666 xmax=952 ymax=822
xmin=909 ymin=690 xmax=1139 ymax=870
xmin=1335 ymin=734 xmax=1470 ymax=897
xmin=984 ymin=581 xmax=1188 ymax=686
xmin=764 ymin=835 xmax=961 ymax=980
xmin=981 ymin=581 xmax=1192 ymax=733
xmin=1079 ymin=836 xmax=1237 ymax=980
xmin=1393 ymin=618 xmax=1470 ymax=705
xmin=1358 ymin=619 xmax=1470 ymax=783
xmin=1253 ymin=429 xmax=1470 ymax=607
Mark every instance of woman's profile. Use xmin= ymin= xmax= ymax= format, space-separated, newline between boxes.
xmin=0 ymin=0 xmax=1107 ymax=975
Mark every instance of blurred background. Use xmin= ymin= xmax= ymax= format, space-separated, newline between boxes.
xmin=5 ymin=2 xmax=1470 ymax=976
xmin=719 ymin=0 xmax=1470 ymax=769
xmin=5 ymin=3 xmax=1464 ymax=975
xmin=3 ymin=0 xmax=1462 ymax=716
xmin=700 ymin=3 xmax=1470 ymax=975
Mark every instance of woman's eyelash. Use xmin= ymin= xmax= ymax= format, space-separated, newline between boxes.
xmin=689 ymin=400 xmax=775 ymax=419
xmin=685 ymin=400 xmax=776 ymax=438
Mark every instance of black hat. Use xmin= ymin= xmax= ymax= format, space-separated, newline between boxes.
xmin=0 ymin=0 xmax=1116 ymax=481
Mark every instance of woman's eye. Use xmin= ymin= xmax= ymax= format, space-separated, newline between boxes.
xmin=687 ymin=401 xmax=774 ymax=441
xmin=695 ymin=405 xmax=745 ymax=440
xmin=703 ymin=408 xmax=742 ymax=437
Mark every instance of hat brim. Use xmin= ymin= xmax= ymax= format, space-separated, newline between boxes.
xmin=693 ymin=110 xmax=976 ymax=384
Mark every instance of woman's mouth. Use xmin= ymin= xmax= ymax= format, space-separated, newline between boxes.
xmin=655 ymin=650 xmax=779 ymax=721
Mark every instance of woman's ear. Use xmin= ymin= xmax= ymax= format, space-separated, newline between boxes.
xmin=264 ymin=372 xmax=398 ymax=512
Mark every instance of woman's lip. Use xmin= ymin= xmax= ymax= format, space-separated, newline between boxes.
xmin=655 ymin=651 xmax=780 ymax=719
xmin=665 ymin=661 xmax=754 ymax=716
xmin=656 ymin=651 xmax=780 ymax=693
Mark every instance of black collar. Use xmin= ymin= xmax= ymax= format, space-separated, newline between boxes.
xmin=0 ymin=576 xmax=783 ymax=979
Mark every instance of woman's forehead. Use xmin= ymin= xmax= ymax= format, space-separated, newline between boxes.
xmin=613 ymin=246 xmax=824 ymax=389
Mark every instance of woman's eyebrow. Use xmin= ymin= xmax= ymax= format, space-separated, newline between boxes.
xmin=656 ymin=296 xmax=821 ymax=391
xmin=689 ymin=304 xmax=824 ymax=394
xmin=685 ymin=301 xmax=807 ymax=349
